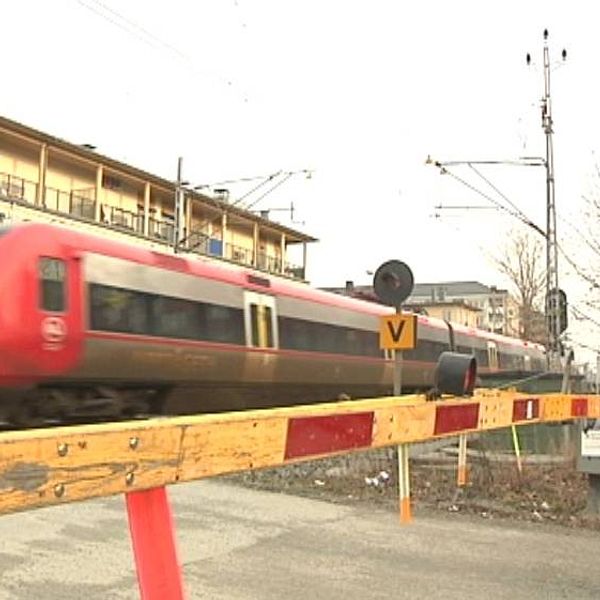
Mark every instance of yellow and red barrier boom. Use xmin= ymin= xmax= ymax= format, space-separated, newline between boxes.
xmin=0 ymin=389 xmax=596 ymax=599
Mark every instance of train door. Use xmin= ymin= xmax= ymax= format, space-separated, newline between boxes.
xmin=244 ymin=292 xmax=279 ymax=349
xmin=36 ymin=252 xmax=83 ymax=371
xmin=487 ymin=341 xmax=498 ymax=371
xmin=243 ymin=291 xmax=278 ymax=383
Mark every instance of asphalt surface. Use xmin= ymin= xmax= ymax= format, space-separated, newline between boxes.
xmin=0 ymin=480 xmax=598 ymax=599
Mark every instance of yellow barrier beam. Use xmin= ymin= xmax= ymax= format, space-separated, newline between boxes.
xmin=0 ymin=390 xmax=596 ymax=517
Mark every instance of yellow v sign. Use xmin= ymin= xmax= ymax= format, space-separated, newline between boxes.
xmin=379 ymin=314 xmax=418 ymax=350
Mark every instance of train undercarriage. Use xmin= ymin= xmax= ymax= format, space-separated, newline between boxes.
xmin=0 ymin=381 xmax=398 ymax=429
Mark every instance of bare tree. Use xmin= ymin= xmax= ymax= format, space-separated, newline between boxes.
xmin=494 ymin=228 xmax=546 ymax=343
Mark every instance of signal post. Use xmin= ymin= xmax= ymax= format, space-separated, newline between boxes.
xmin=374 ymin=260 xmax=417 ymax=524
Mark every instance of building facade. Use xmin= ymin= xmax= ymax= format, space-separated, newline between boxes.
xmin=326 ymin=280 xmax=522 ymax=337
xmin=0 ymin=116 xmax=315 ymax=279
xmin=407 ymin=282 xmax=520 ymax=336
xmin=404 ymin=300 xmax=481 ymax=328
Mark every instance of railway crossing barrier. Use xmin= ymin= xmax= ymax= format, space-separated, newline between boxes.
xmin=0 ymin=389 xmax=598 ymax=598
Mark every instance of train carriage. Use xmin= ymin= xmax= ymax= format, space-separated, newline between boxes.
xmin=0 ymin=223 xmax=546 ymax=425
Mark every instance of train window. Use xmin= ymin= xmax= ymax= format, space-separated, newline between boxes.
xmin=250 ymin=304 xmax=260 ymax=346
xmin=487 ymin=343 xmax=498 ymax=370
xmin=248 ymin=303 xmax=274 ymax=348
xmin=278 ymin=316 xmax=379 ymax=357
xmin=200 ymin=304 xmax=244 ymax=344
xmin=152 ymin=297 xmax=200 ymax=339
xmin=90 ymin=283 xmax=245 ymax=345
xmin=90 ymin=284 xmax=149 ymax=334
xmin=404 ymin=339 xmax=445 ymax=362
xmin=474 ymin=348 xmax=489 ymax=368
xmin=39 ymin=257 xmax=66 ymax=312
xmin=264 ymin=306 xmax=274 ymax=347
xmin=456 ymin=345 xmax=474 ymax=356
xmin=244 ymin=292 xmax=277 ymax=349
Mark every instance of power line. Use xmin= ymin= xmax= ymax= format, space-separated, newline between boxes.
xmin=82 ymin=0 xmax=190 ymax=61
xmin=436 ymin=165 xmax=546 ymax=237
xmin=244 ymin=172 xmax=296 ymax=210
xmin=75 ymin=0 xmax=243 ymax=96
xmin=432 ymin=162 xmax=600 ymax=293
xmin=229 ymin=172 xmax=282 ymax=208
xmin=557 ymin=212 xmax=600 ymax=259
xmin=467 ymin=163 xmax=533 ymax=224
xmin=570 ymin=305 xmax=600 ymax=329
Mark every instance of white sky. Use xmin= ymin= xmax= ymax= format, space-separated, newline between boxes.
xmin=3 ymin=0 xmax=600 ymax=363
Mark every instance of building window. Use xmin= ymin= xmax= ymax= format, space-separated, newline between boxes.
xmin=102 ymin=174 xmax=122 ymax=190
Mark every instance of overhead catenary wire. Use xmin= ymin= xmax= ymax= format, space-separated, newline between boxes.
xmin=570 ymin=304 xmax=600 ymax=330
xmin=558 ymin=219 xmax=600 ymax=260
xmin=430 ymin=160 xmax=600 ymax=357
xmin=467 ymin=163 xmax=533 ymax=225
xmin=433 ymin=162 xmax=600 ymax=291
xmin=75 ymin=0 xmax=244 ymax=96
xmin=228 ymin=172 xmax=283 ymax=208
xmin=244 ymin=172 xmax=296 ymax=210
xmin=436 ymin=165 xmax=546 ymax=238
xmin=79 ymin=0 xmax=190 ymax=61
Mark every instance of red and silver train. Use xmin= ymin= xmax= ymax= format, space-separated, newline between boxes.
xmin=0 ymin=223 xmax=546 ymax=425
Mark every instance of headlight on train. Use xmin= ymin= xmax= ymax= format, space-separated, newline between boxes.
xmin=434 ymin=352 xmax=477 ymax=397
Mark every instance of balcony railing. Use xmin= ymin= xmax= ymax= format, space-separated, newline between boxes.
xmin=44 ymin=187 xmax=97 ymax=221
xmin=257 ymin=251 xmax=282 ymax=273
xmin=224 ymin=242 xmax=253 ymax=266
xmin=70 ymin=194 xmax=96 ymax=220
xmin=149 ymin=216 xmax=175 ymax=244
xmin=0 ymin=173 xmax=37 ymax=203
xmin=0 ymin=169 xmax=305 ymax=279
xmin=101 ymin=205 xmax=141 ymax=232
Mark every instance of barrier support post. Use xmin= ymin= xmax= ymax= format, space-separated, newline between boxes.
xmin=457 ymin=434 xmax=468 ymax=486
xmin=511 ymin=425 xmax=523 ymax=475
xmin=398 ymin=443 xmax=412 ymax=524
xmin=126 ymin=486 xmax=185 ymax=600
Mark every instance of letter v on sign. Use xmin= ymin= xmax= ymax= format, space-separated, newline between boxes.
xmin=379 ymin=314 xmax=418 ymax=350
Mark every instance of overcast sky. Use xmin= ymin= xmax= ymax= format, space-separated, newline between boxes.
xmin=3 ymin=1 xmax=600 ymax=362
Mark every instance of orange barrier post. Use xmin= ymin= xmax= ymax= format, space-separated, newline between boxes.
xmin=397 ymin=443 xmax=412 ymax=524
xmin=457 ymin=434 xmax=468 ymax=486
xmin=126 ymin=487 xmax=185 ymax=600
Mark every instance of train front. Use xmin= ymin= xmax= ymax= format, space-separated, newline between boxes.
xmin=0 ymin=223 xmax=83 ymax=390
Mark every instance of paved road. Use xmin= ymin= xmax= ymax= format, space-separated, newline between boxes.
xmin=0 ymin=480 xmax=597 ymax=599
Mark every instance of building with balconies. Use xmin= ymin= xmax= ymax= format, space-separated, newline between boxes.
xmin=0 ymin=116 xmax=315 ymax=279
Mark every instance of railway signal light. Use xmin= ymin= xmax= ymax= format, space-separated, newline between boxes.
xmin=372 ymin=260 xmax=414 ymax=308
xmin=434 ymin=352 xmax=477 ymax=397
xmin=546 ymin=288 xmax=568 ymax=337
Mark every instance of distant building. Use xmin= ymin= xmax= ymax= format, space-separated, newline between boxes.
xmin=408 ymin=281 xmax=519 ymax=336
xmin=324 ymin=280 xmax=522 ymax=337
xmin=404 ymin=300 xmax=481 ymax=328
xmin=0 ymin=115 xmax=316 ymax=280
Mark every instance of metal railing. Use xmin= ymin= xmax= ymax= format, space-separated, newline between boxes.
xmin=0 ymin=173 xmax=38 ymax=203
xmin=70 ymin=193 xmax=96 ymax=220
xmin=43 ymin=187 xmax=73 ymax=214
xmin=101 ymin=205 xmax=141 ymax=232
xmin=224 ymin=242 xmax=253 ymax=266
xmin=257 ymin=251 xmax=282 ymax=273
xmin=185 ymin=230 xmax=211 ymax=254
xmin=149 ymin=216 xmax=175 ymax=244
